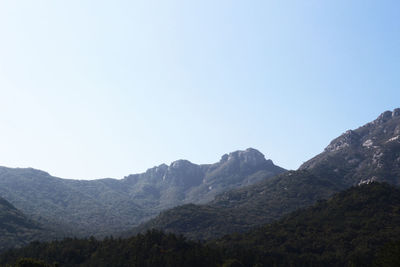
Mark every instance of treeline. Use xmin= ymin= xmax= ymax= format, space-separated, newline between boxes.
xmin=0 ymin=230 xmax=223 ymax=267
xmin=2 ymin=183 xmax=400 ymax=267
xmin=2 ymin=234 xmax=400 ymax=267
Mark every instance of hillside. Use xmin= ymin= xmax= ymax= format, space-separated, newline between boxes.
xmin=215 ymin=182 xmax=400 ymax=266
xmin=0 ymin=148 xmax=284 ymax=236
xmin=131 ymin=170 xmax=343 ymax=239
xmin=134 ymin=109 xmax=400 ymax=239
xmin=0 ymin=196 xmax=54 ymax=253
xmin=2 ymin=183 xmax=400 ymax=267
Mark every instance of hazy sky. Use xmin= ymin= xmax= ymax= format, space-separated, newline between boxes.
xmin=0 ymin=1 xmax=399 ymax=179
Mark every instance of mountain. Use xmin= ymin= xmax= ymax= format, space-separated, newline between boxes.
xmin=124 ymin=148 xmax=285 ymax=207
xmin=134 ymin=109 xmax=400 ymax=239
xmin=300 ymin=108 xmax=400 ymax=186
xmin=0 ymin=196 xmax=53 ymax=252
xmin=2 ymin=183 xmax=399 ymax=267
xmin=131 ymin=170 xmax=343 ymax=240
xmin=0 ymin=148 xmax=284 ymax=236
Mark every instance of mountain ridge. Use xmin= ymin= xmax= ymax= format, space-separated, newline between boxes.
xmin=134 ymin=109 xmax=400 ymax=239
xmin=0 ymin=148 xmax=285 ymax=237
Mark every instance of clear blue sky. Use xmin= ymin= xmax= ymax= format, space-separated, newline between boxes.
xmin=0 ymin=1 xmax=399 ymax=179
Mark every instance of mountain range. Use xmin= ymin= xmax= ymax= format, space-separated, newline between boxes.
xmin=0 ymin=148 xmax=284 ymax=237
xmin=1 ymin=108 xmax=400 ymax=261
xmin=133 ymin=108 xmax=400 ymax=239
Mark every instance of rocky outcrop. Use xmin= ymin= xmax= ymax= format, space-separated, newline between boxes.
xmin=301 ymin=108 xmax=400 ymax=186
xmin=124 ymin=148 xmax=286 ymax=206
xmin=324 ymin=130 xmax=361 ymax=152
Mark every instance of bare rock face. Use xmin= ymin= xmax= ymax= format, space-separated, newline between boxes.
xmin=301 ymin=108 xmax=400 ymax=186
xmin=225 ymin=148 xmax=267 ymax=166
xmin=125 ymin=148 xmax=285 ymax=206
xmin=220 ymin=148 xmax=265 ymax=163
xmin=325 ymin=130 xmax=361 ymax=152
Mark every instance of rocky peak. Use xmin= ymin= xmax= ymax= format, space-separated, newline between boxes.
xmin=373 ymin=109 xmax=400 ymax=124
xmin=393 ymin=108 xmax=400 ymax=117
xmin=220 ymin=148 xmax=266 ymax=166
xmin=375 ymin=110 xmax=393 ymax=124
xmin=301 ymin=108 xmax=400 ymax=186
xmin=324 ymin=109 xmax=400 ymax=154
xmin=169 ymin=160 xmax=195 ymax=169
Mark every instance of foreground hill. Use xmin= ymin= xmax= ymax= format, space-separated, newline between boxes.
xmin=0 ymin=148 xmax=284 ymax=236
xmin=2 ymin=183 xmax=399 ymax=267
xmin=134 ymin=109 xmax=400 ymax=239
xmin=0 ymin=196 xmax=54 ymax=253
xmin=215 ymin=182 xmax=400 ymax=266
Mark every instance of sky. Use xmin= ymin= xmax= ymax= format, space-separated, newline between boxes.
xmin=0 ymin=1 xmax=399 ymax=180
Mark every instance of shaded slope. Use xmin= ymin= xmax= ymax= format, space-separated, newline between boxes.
xmin=0 ymin=196 xmax=53 ymax=252
xmin=216 ymin=182 xmax=400 ymax=267
xmin=0 ymin=167 xmax=145 ymax=236
xmin=132 ymin=170 xmax=343 ymax=239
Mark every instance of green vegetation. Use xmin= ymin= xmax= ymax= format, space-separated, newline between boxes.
xmin=2 ymin=183 xmax=400 ymax=267
xmin=0 ymin=197 xmax=54 ymax=253
xmin=0 ymin=149 xmax=284 ymax=238
xmin=0 ymin=230 xmax=222 ymax=267
xmin=215 ymin=182 xmax=400 ymax=266
xmin=373 ymin=240 xmax=400 ymax=267
xmin=133 ymin=170 xmax=344 ymax=239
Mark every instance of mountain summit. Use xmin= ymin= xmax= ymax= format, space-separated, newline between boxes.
xmin=301 ymin=108 xmax=400 ymax=186
xmin=123 ymin=148 xmax=285 ymax=207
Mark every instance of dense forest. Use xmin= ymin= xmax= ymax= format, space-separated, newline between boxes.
xmin=2 ymin=183 xmax=400 ymax=267
xmin=215 ymin=182 xmax=400 ymax=266
xmin=0 ymin=230 xmax=222 ymax=267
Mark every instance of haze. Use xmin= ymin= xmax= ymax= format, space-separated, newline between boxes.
xmin=0 ymin=0 xmax=399 ymax=179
